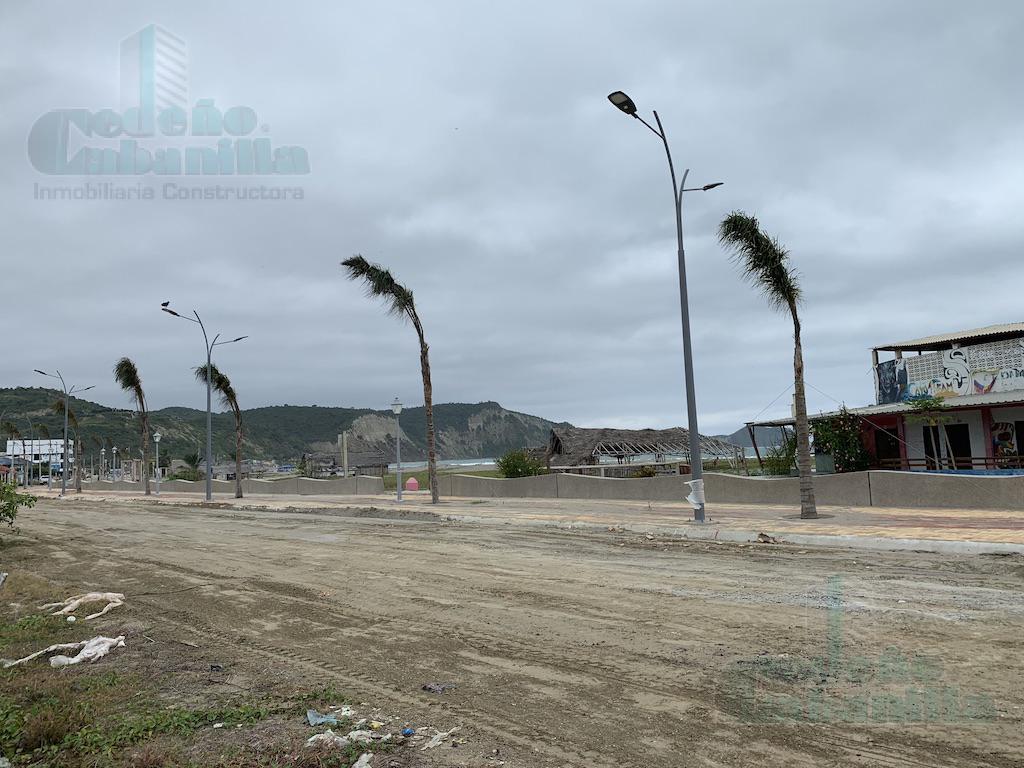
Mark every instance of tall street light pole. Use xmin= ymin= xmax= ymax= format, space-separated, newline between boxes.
xmin=161 ymin=302 xmax=247 ymax=502
xmin=607 ymin=90 xmax=723 ymax=523
xmin=34 ymin=369 xmax=94 ymax=498
xmin=391 ymin=397 xmax=403 ymax=503
xmin=153 ymin=431 xmax=161 ymax=495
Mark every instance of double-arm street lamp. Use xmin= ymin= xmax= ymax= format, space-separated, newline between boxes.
xmin=34 ymin=369 xmax=94 ymax=497
xmin=161 ymin=302 xmax=247 ymax=501
xmin=607 ymin=90 xmax=723 ymax=523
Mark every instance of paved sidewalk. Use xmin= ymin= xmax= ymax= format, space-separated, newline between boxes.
xmin=33 ymin=488 xmax=1024 ymax=553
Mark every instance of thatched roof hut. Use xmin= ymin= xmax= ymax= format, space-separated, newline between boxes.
xmin=542 ymin=426 xmax=741 ymax=467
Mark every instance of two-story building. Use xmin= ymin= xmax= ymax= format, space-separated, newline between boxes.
xmin=846 ymin=322 xmax=1024 ymax=471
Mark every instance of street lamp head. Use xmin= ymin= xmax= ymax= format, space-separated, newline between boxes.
xmin=607 ymin=91 xmax=638 ymax=116
xmin=153 ymin=432 xmax=161 ymax=444
xmin=161 ymin=306 xmax=181 ymax=318
xmin=702 ymin=182 xmax=724 ymax=191
xmin=391 ymin=397 xmax=403 ymax=416
xmin=231 ymin=336 xmax=248 ymax=343
xmin=78 ymin=385 xmax=95 ymax=393
xmin=34 ymin=369 xmax=48 ymax=376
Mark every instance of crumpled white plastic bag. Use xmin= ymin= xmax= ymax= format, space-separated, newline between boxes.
xmin=40 ymin=592 xmax=125 ymax=620
xmin=2 ymin=635 xmax=126 ymax=669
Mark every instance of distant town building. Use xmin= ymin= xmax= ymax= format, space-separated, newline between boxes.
xmin=6 ymin=439 xmax=74 ymax=465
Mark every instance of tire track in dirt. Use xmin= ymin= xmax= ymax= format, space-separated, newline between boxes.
xmin=140 ymin=600 xmax=620 ymax=768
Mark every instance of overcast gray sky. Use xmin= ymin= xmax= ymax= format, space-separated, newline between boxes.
xmin=2 ymin=1 xmax=1022 ymax=435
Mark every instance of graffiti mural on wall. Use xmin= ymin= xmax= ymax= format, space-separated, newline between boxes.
xmin=875 ymin=359 xmax=908 ymax=404
xmin=875 ymin=338 xmax=1024 ymax=405
xmin=991 ymin=422 xmax=1016 ymax=461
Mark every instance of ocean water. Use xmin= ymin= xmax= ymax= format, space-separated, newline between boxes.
xmin=388 ymin=458 xmax=496 ymax=472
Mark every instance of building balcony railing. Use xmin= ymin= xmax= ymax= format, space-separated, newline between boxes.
xmin=872 ymin=456 xmax=1024 ymax=472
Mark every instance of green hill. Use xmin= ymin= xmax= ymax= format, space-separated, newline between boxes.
xmin=0 ymin=387 xmax=566 ymax=465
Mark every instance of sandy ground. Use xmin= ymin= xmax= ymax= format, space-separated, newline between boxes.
xmin=4 ymin=495 xmax=1024 ymax=767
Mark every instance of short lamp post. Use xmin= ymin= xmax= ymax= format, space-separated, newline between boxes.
xmin=100 ymin=448 xmax=106 ymax=480
xmin=153 ymin=432 xmax=161 ymax=495
xmin=391 ymin=397 xmax=403 ymax=503
xmin=112 ymin=447 xmax=118 ymax=482
xmin=607 ymin=90 xmax=723 ymax=523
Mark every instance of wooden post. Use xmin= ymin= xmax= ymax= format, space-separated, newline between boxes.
xmin=747 ymin=424 xmax=763 ymax=470
xmin=897 ymin=415 xmax=908 ymax=471
xmin=981 ymin=406 xmax=995 ymax=469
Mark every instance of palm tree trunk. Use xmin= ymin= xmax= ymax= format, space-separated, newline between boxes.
xmin=74 ymin=436 xmax=83 ymax=492
xmin=142 ymin=414 xmax=151 ymax=495
xmin=412 ymin=314 xmax=439 ymax=504
xmin=790 ymin=310 xmax=818 ymax=519
xmin=234 ymin=410 xmax=243 ymax=498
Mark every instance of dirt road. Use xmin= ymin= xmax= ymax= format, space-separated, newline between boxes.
xmin=5 ymin=496 xmax=1023 ymax=767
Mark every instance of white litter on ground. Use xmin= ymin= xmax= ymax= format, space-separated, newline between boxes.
xmin=352 ymin=753 xmax=373 ymax=768
xmin=2 ymin=635 xmax=126 ymax=668
xmin=306 ymin=727 xmax=392 ymax=750
xmin=306 ymin=729 xmax=349 ymax=748
xmin=422 ymin=726 xmax=461 ymax=750
xmin=40 ymin=592 xmax=125 ymax=620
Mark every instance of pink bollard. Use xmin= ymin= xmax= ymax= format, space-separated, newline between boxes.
xmin=404 ymin=476 xmax=420 ymax=491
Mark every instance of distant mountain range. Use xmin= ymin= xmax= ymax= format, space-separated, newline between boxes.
xmin=0 ymin=387 xmax=568 ymax=464
xmin=713 ymin=425 xmax=788 ymax=450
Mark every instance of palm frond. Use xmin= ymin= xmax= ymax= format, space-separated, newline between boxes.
xmin=194 ymin=363 xmax=239 ymax=413
xmin=113 ymin=357 xmax=147 ymax=413
xmin=1 ymin=421 xmax=20 ymax=439
xmin=50 ymin=399 xmax=79 ymax=430
xmin=718 ymin=211 xmax=801 ymax=314
xmin=342 ymin=254 xmax=416 ymax=321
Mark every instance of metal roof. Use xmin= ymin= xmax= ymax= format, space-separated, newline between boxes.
xmin=545 ymin=427 xmax=742 ymax=465
xmin=873 ymin=322 xmax=1024 ymax=353
xmin=813 ymin=390 xmax=1024 ymax=419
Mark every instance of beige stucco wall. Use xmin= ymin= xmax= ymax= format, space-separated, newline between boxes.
xmin=867 ymin=470 xmax=1024 ymax=510
xmin=440 ymin=470 xmax=1020 ymax=510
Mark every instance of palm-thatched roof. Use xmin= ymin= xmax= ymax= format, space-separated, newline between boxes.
xmin=543 ymin=426 xmax=741 ymax=466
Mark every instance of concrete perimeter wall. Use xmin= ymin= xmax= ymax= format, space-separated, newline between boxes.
xmin=80 ymin=475 xmax=383 ymax=497
xmin=77 ymin=470 xmax=1023 ymax=510
xmin=867 ymin=471 xmax=1024 ymax=510
xmin=440 ymin=470 xmax=1022 ymax=510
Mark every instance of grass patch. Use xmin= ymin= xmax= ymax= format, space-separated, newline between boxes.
xmin=0 ymin=554 xmax=401 ymax=768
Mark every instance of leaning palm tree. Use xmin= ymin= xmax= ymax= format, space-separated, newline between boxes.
xmin=195 ymin=362 xmax=244 ymax=498
xmin=719 ymin=212 xmax=817 ymax=519
xmin=342 ymin=255 xmax=439 ymax=503
xmin=113 ymin=358 xmax=151 ymax=495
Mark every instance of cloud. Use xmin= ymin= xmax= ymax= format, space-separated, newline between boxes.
xmin=2 ymin=0 xmax=1022 ymax=440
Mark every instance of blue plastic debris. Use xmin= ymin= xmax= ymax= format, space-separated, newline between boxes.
xmin=401 ymin=727 xmax=415 ymax=736
xmin=306 ymin=709 xmax=339 ymax=727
